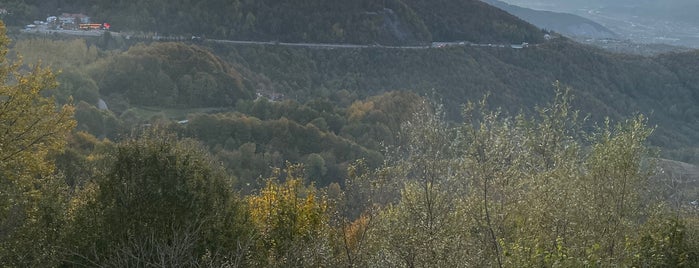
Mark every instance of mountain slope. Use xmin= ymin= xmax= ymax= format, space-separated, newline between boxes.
xmin=13 ymin=0 xmax=543 ymax=45
xmin=91 ymin=42 xmax=254 ymax=110
xmin=213 ymin=39 xmax=699 ymax=163
xmin=401 ymin=0 xmax=545 ymax=43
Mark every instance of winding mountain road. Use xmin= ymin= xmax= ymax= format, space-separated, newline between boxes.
xmin=21 ymin=28 xmax=534 ymax=50
xmin=206 ymin=39 xmax=530 ymax=49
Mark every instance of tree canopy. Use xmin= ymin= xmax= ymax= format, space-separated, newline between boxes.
xmin=0 ymin=20 xmax=76 ymax=266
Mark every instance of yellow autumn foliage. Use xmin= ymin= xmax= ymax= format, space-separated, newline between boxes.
xmin=0 ymin=20 xmax=76 ymax=266
xmin=0 ymin=27 xmax=76 ymax=182
xmin=247 ymin=163 xmax=329 ymax=258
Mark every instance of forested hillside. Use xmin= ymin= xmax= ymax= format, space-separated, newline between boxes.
xmin=4 ymin=0 xmax=543 ymax=44
xmin=403 ymin=0 xmax=544 ymax=43
xmin=212 ymin=39 xmax=699 ymax=163
xmin=10 ymin=34 xmax=699 ymax=174
xmin=1 ymin=0 xmax=698 ymax=266
xmin=90 ymin=42 xmax=254 ymax=108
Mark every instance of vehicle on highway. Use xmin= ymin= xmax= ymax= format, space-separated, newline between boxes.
xmin=79 ymin=23 xmax=111 ymax=31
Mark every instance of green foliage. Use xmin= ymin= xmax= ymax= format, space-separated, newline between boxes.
xmin=91 ymin=42 xmax=253 ymax=109
xmin=54 ymin=131 xmax=114 ymax=188
xmin=0 ymin=1 xmax=36 ymax=26
xmin=73 ymin=101 xmax=122 ymax=139
xmin=219 ymin=38 xmax=699 ymax=162
xmin=12 ymin=38 xmax=101 ymax=70
xmin=340 ymin=87 xmax=693 ymax=267
xmin=402 ymin=0 xmax=545 ymax=43
xmin=305 ymin=153 xmax=328 ymax=181
xmin=10 ymin=2 xmax=699 ymax=165
xmin=364 ymin=102 xmax=469 ymax=266
xmin=458 ymin=88 xmax=655 ymax=266
xmin=182 ymin=111 xmax=382 ymax=189
xmin=63 ymin=131 xmax=253 ymax=266
xmin=10 ymin=37 xmax=128 ymax=139
xmin=55 ymin=70 xmax=100 ymax=104
xmin=630 ymin=216 xmax=699 ymax=267
xmin=2 ymin=0 xmax=699 ymax=263
xmin=343 ymin=91 xmax=423 ymax=150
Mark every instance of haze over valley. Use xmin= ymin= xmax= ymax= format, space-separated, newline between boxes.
xmin=501 ymin=0 xmax=699 ymax=47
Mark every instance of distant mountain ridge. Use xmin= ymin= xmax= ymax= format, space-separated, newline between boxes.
xmin=481 ymin=0 xmax=617 ymax=39
xmin=499 ymin=0 xmax=699 ymax=47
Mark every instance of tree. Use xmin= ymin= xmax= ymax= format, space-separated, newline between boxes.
xmin=63 ymin=130 xmax=252 ymax=267
xmin=305 ymin=153 xmax=328 ymax=182
xmin=457 ymin=87 xmax=656 ymax=266
xmin=370 ymin=100 xmax=470 ymax=267
xmin=351 ymin=86 xmax=676 ymax=267
xmin=0 ymin=20 xmax=76 ymax=266
xmin=247 ymin=162 xmax=332 ymax=267
xmin=0 ymin=23 xmax=76 ymax=182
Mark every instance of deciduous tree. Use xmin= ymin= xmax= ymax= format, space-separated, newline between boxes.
xmin=0 ymin=21 xmax=76 ymax=266
xmin=63 ymin=130 xmax=252 ymax=266
xmin=247 ymin=162 xmax=331 ymax=267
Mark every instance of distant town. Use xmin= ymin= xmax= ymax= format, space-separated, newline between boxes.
xmin=23 ymin=13 xmax=110 ymax=32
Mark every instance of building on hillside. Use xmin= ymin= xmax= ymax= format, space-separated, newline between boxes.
xmin=59 ymin=13 xmax=90 ymax=25
xmin=78 ymin=15 xmax=90 ymax=24
xmin=58 ymin=15 xmax=74 ymax=24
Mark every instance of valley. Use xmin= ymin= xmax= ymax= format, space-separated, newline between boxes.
xmin=0 ymin=1 xmax=697 ymax=266
xmin=501 ymin=0 xmax=699 ymax=47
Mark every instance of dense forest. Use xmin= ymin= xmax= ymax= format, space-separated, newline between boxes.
xmin=1 ymin=0 xmax=543 ymax=45
xmin=1 ymin=0 xmax=699 ymax=266
xmin=213 ymin=40 xmax=699 ymax=163
xmin=11 ymin=34 xmax=698 ymax=181
xmin=2 ymin=22 xmax=699 ymax=266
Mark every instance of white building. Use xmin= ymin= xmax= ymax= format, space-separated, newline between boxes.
xmin=59 ymin=13 xmax=90 ymax=25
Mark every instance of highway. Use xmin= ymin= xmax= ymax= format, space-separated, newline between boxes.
xmin=21 ymin=28 xmax=532 ymax=50
xmin=207 ymin=39 xmax=433 ymax=49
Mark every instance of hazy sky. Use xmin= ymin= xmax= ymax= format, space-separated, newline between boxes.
xmin=500 ymin=0 xmax=699 ymax=12
xmin=499 ymin=0 xmax=699 ymax=24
